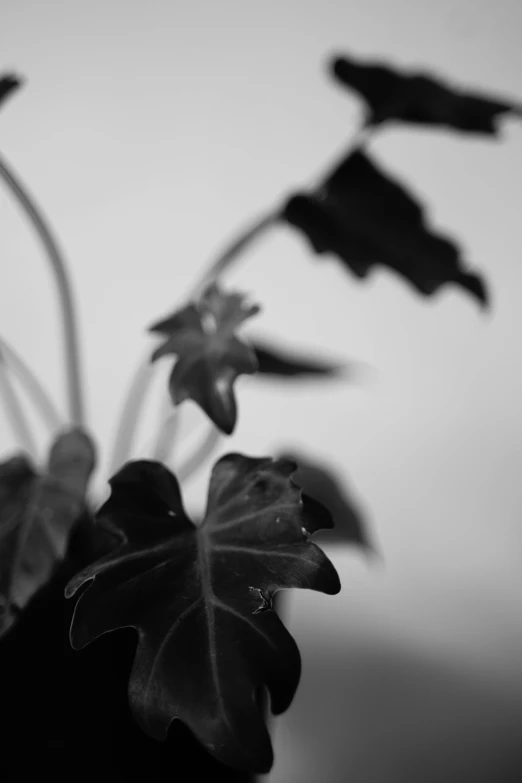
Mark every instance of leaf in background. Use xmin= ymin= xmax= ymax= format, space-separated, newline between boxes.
xmin=252 ymin=339 xmax=344 ymax=378
xmin=0 ymin=74 xmax=23 ymax=110
xmin=282 ymin=149 xmax=487 ymax=306
xmin=66 ymin=454 xmax=340 ymax=773
xmin=0 ymin=428 xmax=96 ymax=637
xmin=278 ymin=450 xmax=373 ymax=552
xmin=330 ymin=55 xmax=522 ymax=134
xmin=149 ymin=284 xmax=260 ymax=435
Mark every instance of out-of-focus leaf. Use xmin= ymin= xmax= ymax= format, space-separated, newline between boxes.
xmin=0 ymin=428 xmax=96 ymax=636
xmin=282 ymin=149 xmax=487 ymax=306
xmin=251 ymin=339 xmax=344 ymax=378
xmin=278 ymin=450 xmax=373 ymax=551
xmin=330 ymin=55 xmax=522 ymax=134
xmin=0 ymin=74 xmax=23 ymax=109
xmin=149 ymin=284 xmax=260 ymax=435
xmin=66 ymin=454 xmax=340 ymax=773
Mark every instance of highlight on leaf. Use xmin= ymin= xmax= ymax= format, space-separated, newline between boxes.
xmin=250 ymin=338 xmax=345 ymax=378
xmin=65 ymin=453 xmax=340 ymax=773
xmin=0 ymin=428 xmax=96 ymax=637
xmin=149 ymin=283 xmax=260 ymax=435
xmin=281 ymin=149 xmax=488 ymax=306
xmin=0 ymin=74 xmax=23 ymax=110
xmin=329 ymin=54 xmax=522 ymax=135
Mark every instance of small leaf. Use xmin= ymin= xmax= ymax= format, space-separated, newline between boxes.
xmin=0 ymin=428 xmax=96 ymax=636
xmin=278 ymin=450 xmax=373 ymax=552
xmin=149 ymin=284 xmax=260 ymax=435
xmin=252 ymin=339 xmax=344 ymax=378
xmin=330 ymin=55 xmax=522 ymax=134
xmin=66 ymin=454 xmax=340 ymax=773
xmin=0 ymin=74 xmax=23 ymax=109
xmin=282 ymin=149 xmax=487 ymax=306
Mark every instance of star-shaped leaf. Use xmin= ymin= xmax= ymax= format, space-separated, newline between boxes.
xmin=330 ymin=55 xmax=522 ymax=134
xmin=0 ymin=74 xmax=23 ymax=110
xmin=0 ymin=428 xmax=96 ymax=636
xmin=149 ymin=284 xmax=260 ymax=435
xmin=66 ymin=454 xmax=340 ymax=773
xmin=282 ymin=149 xmax=487 ymax=305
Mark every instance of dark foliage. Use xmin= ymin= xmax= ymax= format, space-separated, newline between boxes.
xmin=66 ymin=455 xmax=340 ymax=773
xmin=278 ymin=450 xmax=373 ymax=551
xmin=330 ymin=55 xmax=522 ymax=134
xmin=282 ymin=150 xmax=487 ymax=305
xmin=149 ymin=284 xmax=260 ymax=435
xmin=252 ymin=339 xmax=344 ymax=378
xmin=0 ymin=429 xmax=95 ymax=636
xmin=0 ymin=74 xmax=22 ymax=109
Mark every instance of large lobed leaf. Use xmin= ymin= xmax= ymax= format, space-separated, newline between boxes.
xmin=66 ymin=453 xmax=340 ymax=773
xmin=0 ymin=428 xmax=96 ymax=636
xmin=149 ymin=284 xmax=260 ymax=435
xmin=282 ymin=149 xmax=487 ymax=305
xmin=330 ymin=54 xmax=522 ymax=134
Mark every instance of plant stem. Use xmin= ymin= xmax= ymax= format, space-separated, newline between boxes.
xmin=0 ymin=336 xmax=63 ymax=434
xmin=119 ymin=212 xmax=279 ymax=467
xmin=152 ymin=406 xmax=180 ymax=464
xmin=0 ymin=351 xmax=37 ymax=458
xmin=108 ymin=354 xmax=155 ymax=476
xmin=188 ymin=211 xmax=280 ymax=300
xmin=0 ymin=154 xmax=85 ymax=427
xmin=175 ymin=423 xmax=221 ymax=485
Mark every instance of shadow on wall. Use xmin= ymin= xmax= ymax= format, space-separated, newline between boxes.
xmin=272 ymin=634 xmax=522 ymax=783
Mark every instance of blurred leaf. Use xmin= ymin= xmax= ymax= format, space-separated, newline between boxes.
xmin=282 ymin=149 xmax=487 ymax=306
xmin=0 ymin=74 xmax=23 ymax=110
xmin=278 ymin=450 xmax=373 ymax=551
xmin=330 ymin=55 xmax=522 ymax=134
xmin=66 ymin=454 xmax=340 ymax=773
xmin=149 ymin=284 xmax=260 ymax=435
xmin=251 ymin=339 xmax=344 ymax=378
xmin=0 ymin=428 xmax=96 ymax=637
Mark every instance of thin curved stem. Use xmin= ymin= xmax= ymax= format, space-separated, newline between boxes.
xmin=175 ymin=423 xmax=222 ymax=485
xmin=188 ymin=211 xmax=280 ymax=300
xmin=152 ymin=404 xmax=181 ymax=464
xmin=108 ymin=353 xmax=155 ymax=476
xmin=0 ymin=337 xmax=63 ymax=434
xmin=0 ymin=154 xmax=85 ymax=427
xmin=0 ymin=353 xmax=37 ymax=458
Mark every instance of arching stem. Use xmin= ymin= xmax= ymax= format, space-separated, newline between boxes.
xmin=0 ymin=154 xmax=85 ymax=427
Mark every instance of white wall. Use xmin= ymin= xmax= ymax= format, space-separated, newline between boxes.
xmin=1 ymin=1 xmax=522 ymax=780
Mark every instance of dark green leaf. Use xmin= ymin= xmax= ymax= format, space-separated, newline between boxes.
xmin=282 ymin=150 xmax=487 ymax=306
xmin=0 ymin=74 xmax=23 ymax=109
xmin=66 ymin=454 xmax=340 ymax=773
xmin=149 ymin=284 xmax=260 ymax=435
xmin=252 ymin=339 xmax=344 ymax=378
xmin=278 ymin=450 xmax=373 ymax=552
xmin=0 ymin=428 xmax=96 ymax=636
xmin=330 ymin=55 xmax=522 ymax=134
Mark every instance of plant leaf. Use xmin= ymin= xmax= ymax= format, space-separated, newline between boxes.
xmin=0 ymin=428 xmax=96 ymax=636
xmin=0 ymin=74 xmax=23 ymax=109
xmin=278 ymin=450 xmax=373 ymax=552
xmin=66 ymin=454 xmax=340 ymax=773
xmin=282 ymin=149 xmax=487 ymax=306
xmin=330 ymin=55 xmax=522 ymax=134
xmin=149 ymin=284 xmax=260 ymax=435
xmin=251 ymin=339 xmax=344 ymax=378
